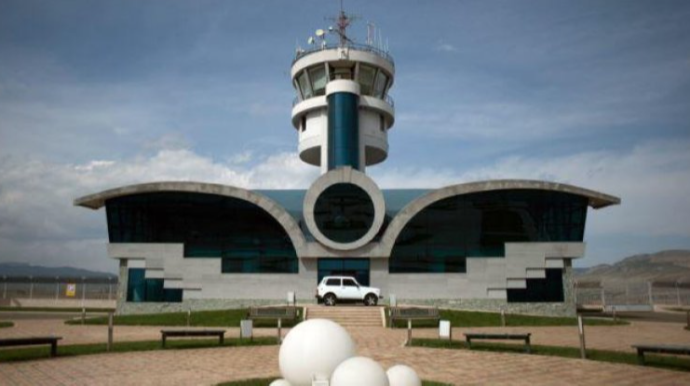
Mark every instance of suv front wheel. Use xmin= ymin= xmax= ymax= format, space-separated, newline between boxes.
xmin=364 ymin=293 xmax=378 ymax=306
xmin=323 ymin=293 xmax=337 ymax=306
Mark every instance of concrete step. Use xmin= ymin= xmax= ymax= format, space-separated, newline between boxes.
xmin=306 ymin=306 xmax=384 ymax=327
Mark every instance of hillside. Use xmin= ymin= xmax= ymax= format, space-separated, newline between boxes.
xmin=0 ymin=262 xmax=116 ymax=279
xmin=575 ymin=250 xmax=690 ymax=284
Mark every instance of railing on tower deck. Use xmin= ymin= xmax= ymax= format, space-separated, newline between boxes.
xmin=293 ymin=94 xmax=394 ymax=109
xmin=293 ymin=42 xmax=395 ymax=67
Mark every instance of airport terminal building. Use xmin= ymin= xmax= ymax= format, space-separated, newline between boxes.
xmin=75 ymin=12 xmax=619 ymax=316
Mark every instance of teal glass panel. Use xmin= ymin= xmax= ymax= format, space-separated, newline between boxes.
xmin=106 ymin=193 xmax=298 ymax=274
xmin=126 ymin=268 xmax=182 ymax=303
xmin=390 ymin=190 xmax=588 ymax=274
xmin=507 ymin=269 xmax=564 ymax=302
xmin=314 ymin=183 xmax=374 ymax=243
xmin=327 ymin=92 xmax=359 ymax=170
xmin=317 ymin=258 xmax=370 ymax=286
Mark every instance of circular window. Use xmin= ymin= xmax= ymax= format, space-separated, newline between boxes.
xmin=314 ymin=183 xmax=375 ymax=243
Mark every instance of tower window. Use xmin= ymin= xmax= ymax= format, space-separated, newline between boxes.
xmin=309 ymin=65 xmax=327 ymax=96
xmin=298 ymin=71 xmax=313 ymax=99
xmin=358 ymin=65 xmax=377 ymax=96
xmin=374 ymin=71 xmax=389 ymax=99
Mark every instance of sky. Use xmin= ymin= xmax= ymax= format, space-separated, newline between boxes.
xmin=0 ymin=0 xmax=689 ymax=273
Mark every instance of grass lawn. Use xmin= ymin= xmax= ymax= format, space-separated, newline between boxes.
xmin=217 ymin=378 xmax=451 ymax=385
xmin=0 ymin=321 xmax=13 ymax=328
xmin=411 ymin=338 xmax=690 ymax=373
xmin=65 ymin=308 xmax=302 ymax=328
xmin=390 ymin=309 xmax=627 ymax=328
xmin=0 ymin=336 xmax=277 ymax=363
xmin=0 ymin=307 xmax=114 ymax=313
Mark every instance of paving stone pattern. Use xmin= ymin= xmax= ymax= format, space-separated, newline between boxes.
xmin=2 ymin=319 xmax=690 ymax=385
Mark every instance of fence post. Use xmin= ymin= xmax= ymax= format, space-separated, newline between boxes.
xmin=55 ymin=277 xmax=60 ymax=302
xmin=601 ymin=285 xmax=606 ymax=308
xmin=647 ymin=281 xmax=653 ymax=306
xmin=501 ymin=309 xmax=506 ymax=327
xmin=108 ymin=279 xmax=112 ymax=301
xmin=29 ymin=276 xmax=33 ymax=299
xmin=107 ymin=312 xmax=114 ymax=352
xmin=578 ymin=315 xmax=587 ymax=359
xmin=406 ymin=319 xmax=412 ymax=346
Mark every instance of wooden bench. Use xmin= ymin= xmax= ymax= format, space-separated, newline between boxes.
xmin=160 ymin=329 xmax=225 ymax=348
xmin=632 ymin=344 xmax=690 ymax=365
xmin=465 ymin=333 xmax=532 ymax=353
xmin=0 ymin=336 xmax=62 ymax=357
xmin=247 ymin=306 xmax=298 ymax=324
xmin=390 ymin=307 xmax=440 ymax=327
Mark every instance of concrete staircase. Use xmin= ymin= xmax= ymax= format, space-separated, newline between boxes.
xmin=306 ymin=306 xmax=385 ymax=327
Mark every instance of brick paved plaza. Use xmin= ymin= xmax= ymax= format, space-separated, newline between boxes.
xmin=2 ymin=315 xmax=690 ymax=385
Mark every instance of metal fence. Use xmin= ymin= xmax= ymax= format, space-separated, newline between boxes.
xmin=575 ymin=280 xmax=690 ymax=307
xmin=1 ymin=277 xmax=119 ymax=301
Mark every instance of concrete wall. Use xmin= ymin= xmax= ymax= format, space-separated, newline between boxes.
xmin=113 ymin=242 xmax=581 ymax=316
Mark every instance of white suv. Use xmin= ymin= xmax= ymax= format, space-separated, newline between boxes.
xmin=316 ymin=276 xmax=382 ymax=306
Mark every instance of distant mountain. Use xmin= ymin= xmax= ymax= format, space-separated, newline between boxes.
xmin=575 ymin=250 xmax=690 ymax=284
xmin=0 ymin=262 xmax=116 ymax=279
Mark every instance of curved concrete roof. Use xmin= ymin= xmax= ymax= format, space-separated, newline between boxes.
xmin=377 ymin=179 xmax=620 ymax=257
xmin=74 ymin=181 xmax=308 ymax=254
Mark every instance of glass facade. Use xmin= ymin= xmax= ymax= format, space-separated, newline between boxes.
xmin=314 ymin=183 xmax=375 ymax=243
xmin=390 ymin=190 xmax=588 ymax=274
xmin=507 ymin=269 xmax=564 ymax=302
xmin=126 ymin=268 xmax=182 ymax=302
xmin=327 ymin=92 xmax=360 ymax=170
xmin=318 ymin=258 xmax=370 ymax=286
xmin=106 ymin=193 xmax=298 ymax=274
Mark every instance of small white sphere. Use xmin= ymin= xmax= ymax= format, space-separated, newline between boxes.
xmin=330 ymin=357 xmax=390 ymax=386
xmin=279 ymin=319 xmax=356 ymax=386
xmin=269 ymin=380 xmax=292 ymax=386
xmin=387 ymin=365 xmax=422 ymax=386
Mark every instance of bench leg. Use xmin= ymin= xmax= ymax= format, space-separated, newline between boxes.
xmin=525 ymin=337 xmax=531 ymax=354
xmin=219 ymin=334 xmax=224 ymax=346
xmin=637 ymin=349 xmax=645 ymax=365
xmin=162 ymin=335 xmax=166 ymax=348
xmin=51 ymin=342 xmax=58 ymax=357
xmin=467 ymin=338 xmax=472 ymax=349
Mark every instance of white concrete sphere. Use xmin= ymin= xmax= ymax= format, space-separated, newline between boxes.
xmin=279 ymin=319 xmax=356 ymax=386
xmin=330 ymin=357 xmax=390 ymax=386
xmin=269 ymin=380 xmax=292 ymax=386
xmin=386 ymin=365 xmax=422 ymax=386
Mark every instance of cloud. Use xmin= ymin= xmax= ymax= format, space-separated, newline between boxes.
xmin=434 ymin=41 xmax=458 ymax=53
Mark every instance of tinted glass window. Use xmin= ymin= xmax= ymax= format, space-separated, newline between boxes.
xmin=507 ymin=269 xmax=564 ymax=303
xmin=390 ymin=190 xmax=588 ymax=274
xmin=373 ymin=71 xmax=388 ymax=98
xmin=106 ymin=193 xmax=298 ymax=274
xmin=318 ymin=258 xmax=370 ymax=286
xmin=309 ymin=65 xmax=327 ymax=96
xmin=358 ymin=65 xmax=377 ymax=95
xmin=298 ymin=71 xmax=313 ymax=99
xmin=325 ymin=278 xmax=341 ymax=286
xmin=126 ymin=268 xmax=182 ymax=303
xmin=314 ymin=184 xmax=374 ymax=243
xmin=343 ymin=279 xmax=357 ymax=287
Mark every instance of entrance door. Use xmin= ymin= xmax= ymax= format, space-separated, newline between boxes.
xmin=317 ymin=258 xmax=370 ymax=286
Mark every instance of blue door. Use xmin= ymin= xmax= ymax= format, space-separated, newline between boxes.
xmin=317 ymin=258 xmax=370 ymax=286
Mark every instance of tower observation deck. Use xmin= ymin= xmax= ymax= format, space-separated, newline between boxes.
xmin=290 ymin=10 xmax=395 ymax=174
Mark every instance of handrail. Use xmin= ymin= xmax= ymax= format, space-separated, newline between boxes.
xmin=293 ymin=43 xmax=395 ymax=67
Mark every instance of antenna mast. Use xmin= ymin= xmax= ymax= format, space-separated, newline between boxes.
xmin=326 ymin=0 xmax=359 ymax=47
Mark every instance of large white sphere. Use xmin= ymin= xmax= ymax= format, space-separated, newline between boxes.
xmin=269 ymin=380 xmax=292 ymax=386
xmin=330 ymin=357 xmax=390 ymax=386
xmin=279 ymin=319 xmax=356 ymax=386
xmin=387 ymin=365 xmax=422 ymax=386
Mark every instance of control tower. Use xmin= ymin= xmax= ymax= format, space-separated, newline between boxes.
xmin=290 ymin=10 xmax=395 ymax=174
